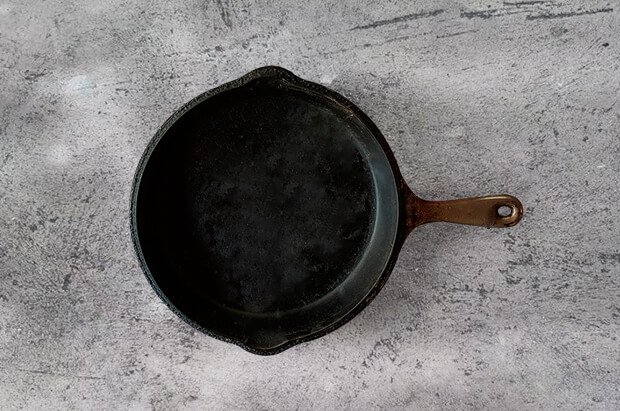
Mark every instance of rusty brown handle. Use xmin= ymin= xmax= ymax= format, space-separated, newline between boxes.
xmin=406 ymin=191 xmax=523 ymax=232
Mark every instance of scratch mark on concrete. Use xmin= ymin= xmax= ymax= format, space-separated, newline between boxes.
xmin=461 ymin=9 xmax=527 ymax=19
xmin=24 ymin=70 xmax=47 ymax=81
xmin=308 ymin=31 xmax=431 ymax=58
xmin=383 ymin=31 xmax=432 ymax=44
xmin=461 ymin=9 xmax=499 ymax=19
xmin=351 ymin=9 xmax=444 ymax=30
xmin=384 ymin=35 xmax=414 ymax=44
xmin=437 ymin=29 xmax=479 ymax=39
xmin=504 ymin=0 xmax=549 ymax=5
xmin=602 ymin=99 xmax=616 ymax=113
xmin=15 ymin=368 xmax=103 ymax=380
xmin=527 ymin=7 xmax=613 ymax=20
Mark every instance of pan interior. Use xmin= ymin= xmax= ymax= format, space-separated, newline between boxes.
xmin=134 ymin=75 xmax=399 ymax=349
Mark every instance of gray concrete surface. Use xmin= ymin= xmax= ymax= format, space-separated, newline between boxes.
xmin=1 ymin=0 xmax=619 ymax=409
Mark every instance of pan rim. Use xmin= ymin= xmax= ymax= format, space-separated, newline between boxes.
xmin=129 ymin=66 xmax=409 ymax=355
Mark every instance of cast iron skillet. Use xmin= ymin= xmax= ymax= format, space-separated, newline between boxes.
xmin=131 ymin=66 xmax=523 ymax=355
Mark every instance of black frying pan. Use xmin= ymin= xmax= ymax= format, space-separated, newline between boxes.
xmin=130 ymin=66 xmax=523 ymax=354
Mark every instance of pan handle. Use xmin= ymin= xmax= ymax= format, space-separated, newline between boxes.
xmin=405 ymin=188 xmax=523 ymax=232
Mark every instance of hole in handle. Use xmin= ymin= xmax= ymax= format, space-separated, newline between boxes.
xmin=497 ymin=205 xmax=514 ymax=217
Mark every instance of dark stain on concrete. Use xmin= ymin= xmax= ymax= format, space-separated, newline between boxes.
xmin=477 ymin=284 xmax=493 ymax=299
xmin=1 ymin=153 xmax=11 ymax=168
xmin=62 ymin=273 xmax=73 ymax=291
xmin=214 ymin=0 xmax=233 ymax=29
xmin=550 ymin=26 xmax=569 ymax=36
xmin=507 ymin=253 xmax=535 ymax=267
xmin=599 ymin=252 xmax=620 ymax=264
xmin=363 ymin=334 xmax=404 ymax=367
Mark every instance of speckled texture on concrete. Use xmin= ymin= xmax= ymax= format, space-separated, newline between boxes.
xmin=1 ymin=0 xmax=619 ymax=409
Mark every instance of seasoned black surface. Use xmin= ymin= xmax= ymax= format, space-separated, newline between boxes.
xmin=137 ymin=78 xmax=376 ymax=313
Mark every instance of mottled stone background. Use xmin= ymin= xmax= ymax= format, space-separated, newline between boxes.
xmin=1 ymin=0 xmax=618 ymax=409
